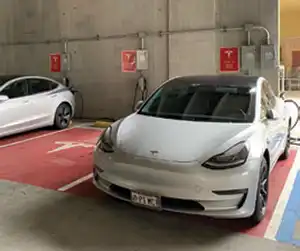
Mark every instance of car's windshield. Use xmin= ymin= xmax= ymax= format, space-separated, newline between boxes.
xmin=138 ymin=81 xmax=256 ymax=123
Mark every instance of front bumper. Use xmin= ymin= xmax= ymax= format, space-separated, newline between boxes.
xmin=93 ymin=150 xmax=261 ymax=219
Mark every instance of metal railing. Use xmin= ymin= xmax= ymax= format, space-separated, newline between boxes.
xmin=282 ymin=77 xmax=300 ymax=91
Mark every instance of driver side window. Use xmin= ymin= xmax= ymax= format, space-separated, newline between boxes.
xmin=0 ymin=80 xmax=28 ymax=99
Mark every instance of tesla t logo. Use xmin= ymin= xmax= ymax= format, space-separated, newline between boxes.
xmin=225 ymin=50 xmax=233 ymax=58
xmin=150 ymin=150 xmax=159 ymax=155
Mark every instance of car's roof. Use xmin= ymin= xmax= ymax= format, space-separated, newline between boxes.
xmin=166 ymin=75 xmax=260 ymax=88
xmin=0 ymin=75 xmax=62 ymax=86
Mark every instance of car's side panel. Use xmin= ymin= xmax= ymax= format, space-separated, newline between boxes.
xmin=0 ymin=97 xmax=33 ymax=137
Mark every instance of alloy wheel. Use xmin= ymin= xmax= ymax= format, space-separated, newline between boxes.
xmin=58 ymin=105 xmax=71 ymax=127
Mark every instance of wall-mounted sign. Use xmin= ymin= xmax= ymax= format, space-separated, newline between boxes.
xmin=121 ymin=50 xmax=137 ymax=72
xmin=219 ymin=47 xmax=239 ymax=72
xmin=49 ymin=53 xmax=61 ymax=72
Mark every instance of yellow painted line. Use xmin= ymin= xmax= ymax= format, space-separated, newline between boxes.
xmin=93 ymin=121 xmax=112 ymax=128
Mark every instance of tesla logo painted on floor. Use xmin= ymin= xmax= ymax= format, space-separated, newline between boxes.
xmin=48 ymin=141 xmax=95 ymax=154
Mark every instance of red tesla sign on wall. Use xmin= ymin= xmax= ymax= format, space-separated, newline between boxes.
xmin=219 ymin=47 xmax=240 ymax=72
xmin=49 ymin=53 xmax=61 ymax=72
xmin=121 ymin=50 xmax=137 ymax=72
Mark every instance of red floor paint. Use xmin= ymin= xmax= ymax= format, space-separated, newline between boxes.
xmin=0 ymin=128 xmax=296 ymax=238
xmin=0 ymin=129 xmax=52 ymax=146
xmin=0 ymin=128 xmax=101 ymax=190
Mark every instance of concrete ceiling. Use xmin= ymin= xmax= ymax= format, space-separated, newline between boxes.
xmin=281 ymin=0 xmax=300 ymax=11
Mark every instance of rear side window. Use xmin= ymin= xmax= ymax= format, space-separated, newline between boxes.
xmin=50 ymin=82 xmax=58 ymax=90
xmin=28 ymin=79 xmax=57 ymax=95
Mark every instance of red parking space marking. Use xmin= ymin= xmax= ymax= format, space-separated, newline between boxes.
xmin=0 ymin=129 xmax=52 ymax=146
xmin=66 ymin=179 xmax=103 ymax=198
xmin=0 ymin=127 xmax=101 ymax=190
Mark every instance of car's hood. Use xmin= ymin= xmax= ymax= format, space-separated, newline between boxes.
xmin=116 ymin=114 xmax=255 ymax=162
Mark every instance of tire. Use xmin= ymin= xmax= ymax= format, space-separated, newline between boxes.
xmin=53 ymin=103 xmax=72 ymax=130
xmin=249 ymin=157 xmax=269 ymax=226
xmin=279 ymin=120 xmax=291 ymax=160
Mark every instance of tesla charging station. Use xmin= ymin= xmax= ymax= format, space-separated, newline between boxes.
xmin=121 ymin=49 xmax=149 ymax=73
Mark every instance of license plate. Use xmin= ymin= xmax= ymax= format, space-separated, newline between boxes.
xmin=130 ymin=191 xmax=160 ymax=208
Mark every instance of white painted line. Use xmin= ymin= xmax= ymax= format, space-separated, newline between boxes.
xmin=57 ymin=173 xmax=93 ymax=192
xmin=0 ymin=127 xmax=74 ymax=149
xmin=47 ymin=141 xmax=95 ymax=154
xmin=0 ymin=123 xmax=99 ymax=149
xmin=264 ymin=150 xmax=300 ymax=240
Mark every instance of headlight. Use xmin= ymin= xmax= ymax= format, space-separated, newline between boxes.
xmin=97 ymin=126 xmax=114 ymax=153
xmin=203 ymin=142 xmax=249 ymax=169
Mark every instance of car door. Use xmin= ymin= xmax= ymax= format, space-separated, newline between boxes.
xmin=27 ymin=78 xmax=57 ymax=124
xmin=261 ymin=81 xmax=285 ymax=166
xmin=0 ymin=80 xmax=32 ymax=135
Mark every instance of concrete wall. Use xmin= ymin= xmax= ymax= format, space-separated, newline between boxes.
xmin=0 ymin=0 xmax=279 ymax=119
xmin=217 ymin=0 xmax=279 ymax=93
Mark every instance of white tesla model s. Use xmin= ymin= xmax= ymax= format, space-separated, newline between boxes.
xmin=0 ymin=75 xmax=75 ymax=138
xmin=93 ymin=75 xmax=291 ymax=225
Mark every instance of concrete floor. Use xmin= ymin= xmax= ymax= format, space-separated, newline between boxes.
xmin=0 ymin=180 xmax=299 ymax=251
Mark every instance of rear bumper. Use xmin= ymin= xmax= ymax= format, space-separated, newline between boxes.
xmin=93 ymin=150 xmax=261 ymax=219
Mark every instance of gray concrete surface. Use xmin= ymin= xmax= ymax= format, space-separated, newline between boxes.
xmin=0 ymin=180 xmax=298 ymax=251
xmin=0 ymin=0 xmax=279 ymax=119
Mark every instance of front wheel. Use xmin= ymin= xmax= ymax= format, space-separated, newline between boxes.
xmin=53 ymin=103 xmax=72 ymax=130
xmin=248 ymin=157 xmax=269 ymax=226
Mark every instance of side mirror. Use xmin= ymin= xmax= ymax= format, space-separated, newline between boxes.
xmin=134 ymin=100 xmax=144 ymax=111
xmin=266 ymin=109 xmax=277 ymax=120
xmin=279 ymin=91 xmax=285 ymax=100
xmin=0 ymin=95 xmax=9 ymax=102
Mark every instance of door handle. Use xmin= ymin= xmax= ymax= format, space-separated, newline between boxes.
xmin=23 ymin=100 xmax=29 ymax=104
xmin=267 ymin=139 xmax=270 ymax=145
xmin=50 ymin=94 xmax=57 ymax=98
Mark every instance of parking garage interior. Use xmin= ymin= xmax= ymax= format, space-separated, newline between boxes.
xmin=1 ymin=0 xmax=300 ymax=251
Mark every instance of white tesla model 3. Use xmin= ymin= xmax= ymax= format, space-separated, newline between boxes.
xmin=93 ymin=75 xmax=291 ymax=225
xmin=0 ymin=75 xmax=75 ymax=138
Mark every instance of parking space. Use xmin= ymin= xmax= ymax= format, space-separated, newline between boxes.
xmin=0 ymin=127 xmax=300 ymax=249
xmin=0 ymin=127 xmax=100 ymax=190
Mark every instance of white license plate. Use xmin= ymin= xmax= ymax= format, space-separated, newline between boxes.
xmin=130 ymin=191 xmax=160 ymax=208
